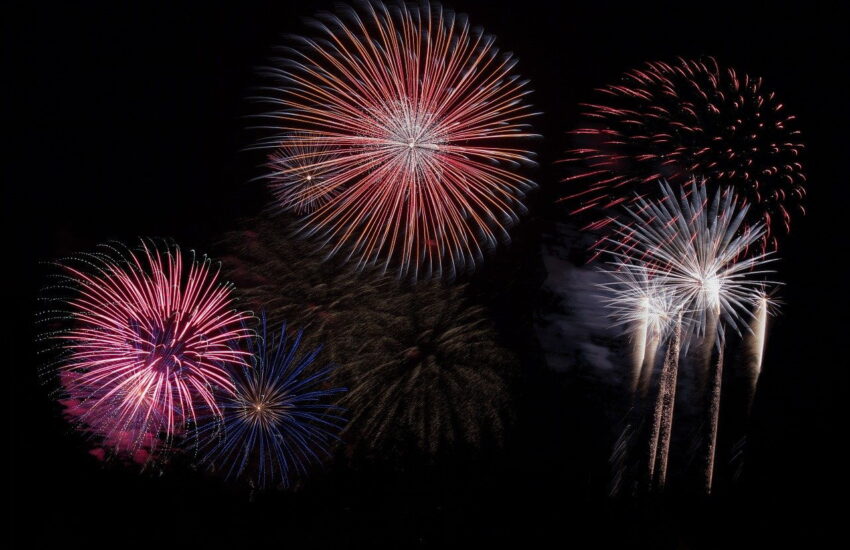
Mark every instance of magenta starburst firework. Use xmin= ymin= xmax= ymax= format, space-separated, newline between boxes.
xmin=42 ymin=241 xmax=253 ymax=459
xmin=259 ymin=1 xmax=538 ymax=278
xmin=563 ymin=56 xmax=805 ymax=250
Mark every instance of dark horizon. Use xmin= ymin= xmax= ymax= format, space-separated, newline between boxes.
xmin=7 ymin=1 xmax=848 ymax=547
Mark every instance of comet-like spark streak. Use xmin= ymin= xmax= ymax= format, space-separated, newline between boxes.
xmin=42 ymin=241 xmax=253 ymax=456
xmin=704 ymin=341 xmax=725 ymax=494
xmin=647 ymin=370 xmax=664 ymax=485
xmin=563 ymin=56 xmax=806 ymax=252
xmin=653 ymin=314 xmax=681 ymax=490
xmin=631 ymin=311 xmax=649 ymax=395
xmin=697 ymin=306 xmax=720 ymax=392
xmin=745 ymin=293 xmax=769 ymax=408
xmin=637 ymin=328 xmax=661 ymax=398
xmin=258 ymin=1 xmax=538 ymax=279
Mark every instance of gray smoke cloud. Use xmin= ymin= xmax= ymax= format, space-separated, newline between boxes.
xmin=534 ymin=221 xmax=626 ymax=384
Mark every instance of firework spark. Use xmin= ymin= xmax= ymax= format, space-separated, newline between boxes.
xmin=258 ymin=0 xmax=538 ymax=279
xmin=704 ymin=343 xmax=725 ymax=494
xmin=41 ymin=241 xmax=253 ymax=459
xmin=564 ymin=56 xmax=805 ymax=251
xmin=198 ymin=316 xmax=346 ymax=489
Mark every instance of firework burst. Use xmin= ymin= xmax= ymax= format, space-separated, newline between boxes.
xmin=258 ymin=0 xmax=538 ymax=279
xmin=601 ymin=179 xmax=778 ymax=492
xmin=268 ymin=132 xmax=340 ymax=214
xmin=40 ymin=240 xmax=253 ymax=459
xmin=332 ymin=282 xmax=515 ymax=455
xmin=598 ymin=266 xmax=681 ymax=395
xmin=220 ymin=218 xmax=514 ymax=455
xmin=564 ymin=56 xmax=805 ymax=250
xmin=610 ymin=179 xmax=777 ymax=344
xmin=198 ymin=316 xmax=346 ymax=489
xmin=218 ymin=215 xmax=389 ymax=343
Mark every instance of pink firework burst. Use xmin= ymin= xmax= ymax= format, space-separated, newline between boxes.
xmin=562 ymin=56 xmax=805 ymax=252
xmin=258 ymin=1 xmax=539 ymax=279
xmin=45 ymin=241 xmax=253 ymax=459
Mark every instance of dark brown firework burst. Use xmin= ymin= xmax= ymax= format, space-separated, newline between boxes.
xmin=219 ymin=216 xmax=515 ymax=456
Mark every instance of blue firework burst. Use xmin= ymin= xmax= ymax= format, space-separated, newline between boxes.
xmin=199 ymin=315 xmax=346 ymax=489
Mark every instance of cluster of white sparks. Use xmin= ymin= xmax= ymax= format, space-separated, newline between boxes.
xmin=599 ymin=179 xmax=778 ymax=492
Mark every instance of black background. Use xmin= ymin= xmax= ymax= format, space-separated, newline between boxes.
xmin=6 ymin=1 xmax=849 ymax=547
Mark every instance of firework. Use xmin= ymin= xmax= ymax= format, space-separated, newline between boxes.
xmin=198 ymin=316 xmax=346 ymax=489
xmin=268 ymin=132 xmax=340 ymax=214
xmin=258 ymin=0 xmax=538 ymax=279
xmin=598 ymin=266 xmax=680 ymax=396
xmin=332 ymin=282 xmax=514 ymax=454
xmin=40 ymin=240 xmax=253 ymax=459
xmin=744 ymin=292 xmax=770 ymax=408
xmin=564 ymin=56 xmax=805 ymax=251
xmin=599 ymin=266 xmax=684 ymax=489
xmin=651 ymin=313 xmax=681 ymax=490
xmin=611 ymin=179 xmax=776 ymax=344
xmin=219 ymin=215 xmax=389 ymax=344
xmin=220 ymin=217 xmax=513 ymax=454
xmin=602 ymin=179 xmax=777 ymax=491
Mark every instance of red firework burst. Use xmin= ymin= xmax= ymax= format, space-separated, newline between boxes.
xmin=259 ymin=1 xmax=538 ymax=278
xmin=562 ymin=56 xmax=805 ymax=251
xmin=45 ymin=241 xmax=253 ymax=458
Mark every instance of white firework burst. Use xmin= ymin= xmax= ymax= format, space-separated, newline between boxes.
xmin=608 ymin=179 xmax=777 ymax=344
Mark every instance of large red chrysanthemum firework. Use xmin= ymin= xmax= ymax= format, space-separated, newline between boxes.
xmin=259 ymin=1 xmax=538 ymax=279
xmin=562 ymin=56 xmax=805 ymax=251
xmin=45 ymin=241 xmax=253 ymax=459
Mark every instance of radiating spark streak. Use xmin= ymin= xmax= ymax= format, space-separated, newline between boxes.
xmin=697 ymin=306 xmax=720 ymax=391
xmin=258 ymin=1 xmax=538 ymax=279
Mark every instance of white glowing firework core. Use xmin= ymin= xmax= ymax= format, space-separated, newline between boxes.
xmin=381 ymin=100 xmax=444 ymax=177
xmin=699 ymin=273 xmax=722 ymax=311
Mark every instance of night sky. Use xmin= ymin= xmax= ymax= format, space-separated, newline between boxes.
xmin=7 ymin=1 xmax=848 ymax=547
